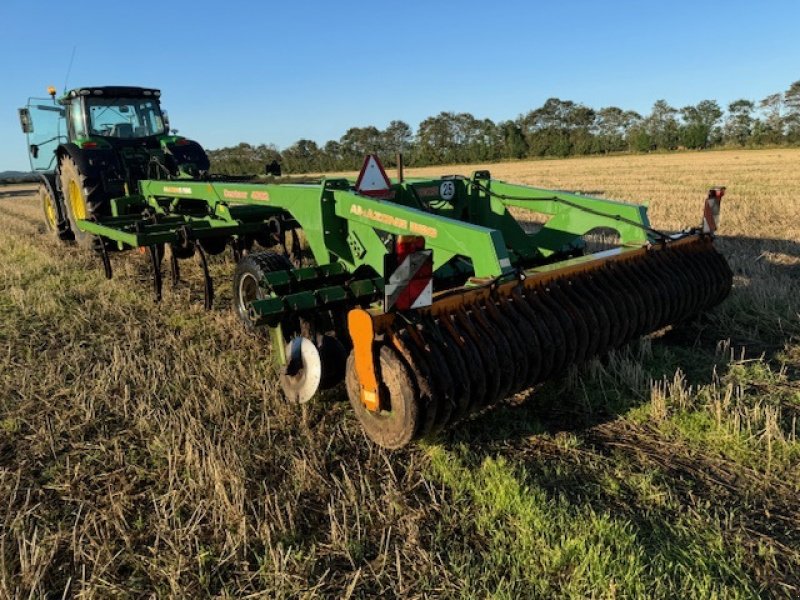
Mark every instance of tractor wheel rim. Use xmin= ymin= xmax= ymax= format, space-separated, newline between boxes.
xmin=68 ymin=180 xmax=86 ymax=220
xmin=43 ymin=194 xmax=57 ymax=229
xmin=238 ymin=272 xmax=260 ymax=315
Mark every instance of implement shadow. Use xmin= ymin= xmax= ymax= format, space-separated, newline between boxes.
xmin=431 ymin=232 xmax=800 ymax=594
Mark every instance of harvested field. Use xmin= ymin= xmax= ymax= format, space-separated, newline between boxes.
xmin=1 ymin=148 xmax=799 ymax=598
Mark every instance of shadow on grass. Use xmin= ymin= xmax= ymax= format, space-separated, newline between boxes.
xmin=429 ymin=233 xmax=800 ymax=594
xmin=0 ymin=188 xmax=36 ymax=199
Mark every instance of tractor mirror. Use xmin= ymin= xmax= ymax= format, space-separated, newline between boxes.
xmin=266 ymin=160 xmax=282 ymax=177
xmin=18 ymin=108 xmax=33 ymax=133
xmin=30 ymin=144 xmax=39 ymax=159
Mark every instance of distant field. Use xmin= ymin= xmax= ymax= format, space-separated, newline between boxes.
xmin=1 ymin=149 xmax=798 ymax=597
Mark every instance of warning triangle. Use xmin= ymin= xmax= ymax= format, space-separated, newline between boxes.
xmin=355 ymin=154 xmax=393 ymax=197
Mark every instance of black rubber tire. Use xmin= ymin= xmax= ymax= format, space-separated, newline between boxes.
xmin=232 ymin=251 xmax=292 ymax=329
xmin=39 ymin=184 xmax=72 ymax=242
xmin=317 ymin=334 xmax=348 ymax=390
xmin=59 ymin=156 xmax=108 ymax=249
xmin=199 ymin=236 xmax=228 ymax=256
xmin=345 ymin=345 xmax=420 ymax=449
xmin=59 ymin=155 xmax=106 ymax=249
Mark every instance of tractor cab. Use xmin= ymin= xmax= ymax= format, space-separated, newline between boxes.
xmin=19 ymin=86 xmax=210 ymax=181
xmin=19 ymin=86 xmax=211 ymax=243
xmin=67 ymin=87 xmax=168 ymax=141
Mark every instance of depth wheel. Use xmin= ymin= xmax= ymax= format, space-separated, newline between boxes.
xmin=345 ymin=345 xmax=420 ymax=449
xmin=232 ymin=251 xmax=293 ymax=329
xmin=59 ymin=155 xmax=105 ymax=249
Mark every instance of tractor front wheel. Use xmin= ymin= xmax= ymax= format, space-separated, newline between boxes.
xmin=39 ymin=184 xmax=72 ymax=242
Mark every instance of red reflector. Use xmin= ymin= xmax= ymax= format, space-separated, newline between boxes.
xmin=394 ymin=288 xmax=412 ymax=311
xmin=395 ymin=235 xmax=425 ymax=258
xmin=176 ymin=139 xmax=190 ymax=145
xmin=81 ymin=141 xmax=98 ymax=149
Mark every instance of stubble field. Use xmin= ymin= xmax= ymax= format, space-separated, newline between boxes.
xmin=1 ymin=148 xmax=799 ymax=598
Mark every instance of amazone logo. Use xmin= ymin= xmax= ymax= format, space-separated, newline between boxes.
xmin=162 ymin=186 xmax=192 ymax=195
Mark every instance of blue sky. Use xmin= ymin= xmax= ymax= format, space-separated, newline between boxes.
xmin=1 ymin=0 xmax=798 ymax=171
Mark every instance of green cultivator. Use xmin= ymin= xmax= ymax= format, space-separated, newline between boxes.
xmin=19 ymin=86 xmax=732 ymax=448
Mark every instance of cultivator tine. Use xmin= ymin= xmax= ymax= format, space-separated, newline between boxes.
xmin=195 ymin=244 xmax=214 ymax=310
xmin=95 ymin=236 xmax=112 ymax=280
xmin=148 ymin=245 xmax=163 ymax=303
xmin=169 ymin=250 xmax=180 ymax=287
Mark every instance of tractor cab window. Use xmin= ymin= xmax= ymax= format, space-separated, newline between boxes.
xmin=86 ymin=97 xmax=166 ymax=139
xmin=20 ymin=98 xmax=67 ymax=171
xmin=70 ymin=101 xmax=87 ymax=138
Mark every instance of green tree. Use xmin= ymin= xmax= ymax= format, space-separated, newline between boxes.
xmin=522 ymin=98 xmax=597 ymax=156
xmin=646 ymin=100 xmax=680 ymax=150
xmin=594 ymin=107 xmax=640 ymax=153
xmin=339 ymin=126 xmax=383 ymax=168
xmin=381 ymin=120 xmax=414 ymax=164
xmin=783 ymin=80 xmax=800 ymax=142
xmin=723 ymin=99 xmax=755 ymax=146
xmin=679 ymin=100 xmax=722 ymax=149
xmin=498 ymin=120 xmax=528 ymax=158
xmin=281 ymin=139 xmax=321 ymax=173
xmin=755 ymin=93 xmax=784 ymax=144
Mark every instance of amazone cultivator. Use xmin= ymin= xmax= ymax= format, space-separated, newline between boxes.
xmin=20 ymin=87 xmax=732 ymax=448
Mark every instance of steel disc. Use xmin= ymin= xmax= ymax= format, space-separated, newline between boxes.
xmin=280 ymin=337 xmax=322 ymax=403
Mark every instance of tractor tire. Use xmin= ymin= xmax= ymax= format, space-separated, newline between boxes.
xmin=59 ymin=155 xmax=106 ymax=249
xmin=39 ymin=184 xmax=72 ymax=242
xmin=232 ymin=251 xmax=293 ymax=330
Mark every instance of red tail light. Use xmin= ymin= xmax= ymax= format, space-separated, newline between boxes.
xmin=395 ymin=235 xmax=425 ymax=258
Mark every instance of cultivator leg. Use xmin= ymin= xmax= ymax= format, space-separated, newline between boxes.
xmin=196 ymin=243 xmax=214 ymax=310
xmin=148 ymin=245 xmax=163 ymax=302
xmin=346 ymin=235 xmax=733 ymax=449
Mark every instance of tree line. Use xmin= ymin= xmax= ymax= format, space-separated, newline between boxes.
xmin=207 ymin=80 xmax=800 ymax=175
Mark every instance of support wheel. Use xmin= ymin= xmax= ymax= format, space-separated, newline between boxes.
xmin=345 ymin=345 xmax=420 ymax=449
xmin=59 ymin=155 xmax=106 ymax=249
xmin=232 ymin=251 xmax=293 ymax=329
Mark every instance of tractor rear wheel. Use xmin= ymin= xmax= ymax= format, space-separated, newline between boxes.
xmin=39 ymin=184 xmax=72 ymax=242
xmin=233 ymin=251 xmax=293 ymax=329
xmin=59 ymin=155 xmax=105 ymax=249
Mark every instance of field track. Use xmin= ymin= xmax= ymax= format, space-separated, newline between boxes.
xmin=1 ymin=148 xmax=799 ymax=598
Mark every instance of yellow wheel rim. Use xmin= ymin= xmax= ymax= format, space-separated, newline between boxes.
xmin=43 ymin=192 xmax=57 ymax=229
xmin=68 ymin=179 xmax=87 ymax=220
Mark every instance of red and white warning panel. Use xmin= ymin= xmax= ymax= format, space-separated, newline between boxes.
xmin=702 ymin=187 xmax=725 ymax=234
xmin=384 ymin=236 xmax=433 ymax=312
xmin=355 ymin=154 xmax=393 ymax=198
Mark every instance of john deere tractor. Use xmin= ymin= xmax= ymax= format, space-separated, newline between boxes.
xmin=19 ymin=86 xmax=210 ymax=247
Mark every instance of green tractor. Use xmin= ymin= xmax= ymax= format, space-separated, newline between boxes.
xmin=18 ymin=86 xmax=211 ymax=247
